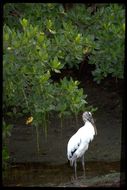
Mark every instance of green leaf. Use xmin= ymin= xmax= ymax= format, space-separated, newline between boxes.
xmin=51 ymin=57 xmax=62 ymax=69
xmin=20 ymin=18 xmax=28 ymax=28
xmin=38 ymin=32 xmax=45 ymax=43
xmin=54 ymin=69 xmax=61 ymax=73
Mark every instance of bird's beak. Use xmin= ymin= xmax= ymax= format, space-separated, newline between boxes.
xmin=91 ymin=118 xmax=97 ymax=135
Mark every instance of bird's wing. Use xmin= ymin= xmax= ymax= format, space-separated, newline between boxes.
xmin=67 ymin=123 xmax=95 ymax=161
xmin=74 ymin=139 xmax=89 ymax=158
xmin=67 ymin=133 xmax=81 ymax=160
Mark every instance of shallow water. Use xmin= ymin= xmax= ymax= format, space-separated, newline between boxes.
xmin=3 ymin=161 xmax=120 ymax=187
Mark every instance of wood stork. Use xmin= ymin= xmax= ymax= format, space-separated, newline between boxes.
xmin=67 ymin=111 xmax=97 ymax=178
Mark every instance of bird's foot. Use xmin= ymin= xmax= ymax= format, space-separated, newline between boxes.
xmin=83 ymin=171 xmax=86 ymax=179
xmin=71 ymin=174 xmax=78 ymax=182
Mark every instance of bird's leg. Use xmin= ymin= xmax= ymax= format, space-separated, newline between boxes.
xmin=82 ymin=155 xmax=85 ymax=171
xmin=74 ymin=160 xmax=77 ymax=179
xmin=82 ymin=155 xmax=86 ymax=177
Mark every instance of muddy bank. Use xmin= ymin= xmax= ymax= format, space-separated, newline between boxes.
xmin=59 ymin=172 xmax=121 ymax=187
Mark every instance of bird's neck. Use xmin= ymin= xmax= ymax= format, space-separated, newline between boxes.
xmin=85 ymin=121 xmax=97 ymax=135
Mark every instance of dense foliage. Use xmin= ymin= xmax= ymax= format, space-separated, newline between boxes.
xmin=4 ymin=3 xmax=125 ymax=82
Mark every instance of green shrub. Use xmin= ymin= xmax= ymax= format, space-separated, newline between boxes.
xmin=4 ymin=3 xmax=124 ymax=84
xmin=3 ymin=16 xmax=91 ymax=135
xmin=63 ymin=3 xmax=125 ymax=82
xmin=3 ymin=3 xmax=124 ymax=138
xmin=88 ymin=4 xmax=125 ymax=82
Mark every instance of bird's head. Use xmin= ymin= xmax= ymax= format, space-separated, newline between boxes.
xmin=82 ymin=111 xmax=97 ymax=135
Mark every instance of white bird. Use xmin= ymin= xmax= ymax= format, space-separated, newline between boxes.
xmin=67 ymin=111 xmax=97 ymax=178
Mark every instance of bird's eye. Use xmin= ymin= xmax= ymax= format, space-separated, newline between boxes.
xmin=88 ymin=112 xmax=91 ymax=116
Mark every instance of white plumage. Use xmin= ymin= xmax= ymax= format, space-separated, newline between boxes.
xmin=67 ymin=111 xmax=97 ymax=178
